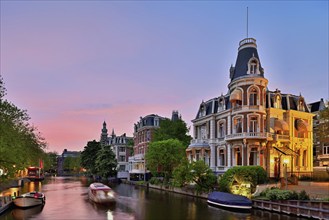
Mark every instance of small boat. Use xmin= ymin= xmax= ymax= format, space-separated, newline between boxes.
xmin=88 ymin=183 xmax=116 ymax=204
xmin=26 ymin=167 xmax=44 ymax=181
xmin=0 ymin=195 xmax=13 ymax=214
xmin=13 ymin=191 xmax=46 ymax=208
xmin=207 ymin=191 xmax=252 ymax=211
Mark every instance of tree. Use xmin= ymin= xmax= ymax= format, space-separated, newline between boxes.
xmin=145 ymin=139 xmax=186 ymax=184
xmin=0 ymin=75 xmax=46 ymax=178
xmin=80 ymin=140 xmax=100 ymax=174
xmin=173 ymin=160 xmax=217 ymax=194
xmin=316 ymin=101 xmax=329 ymax=143
xmin=63 ymin=155 xmax=81 ymax=174
xmin=153 ymin=118 xmax=192 ymax=147
xmin=95 ymin=146 xmax=117 ymax=178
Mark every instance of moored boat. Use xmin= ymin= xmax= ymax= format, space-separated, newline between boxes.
xmin=207 ymin=191 xmax=252 ymax=211
xmin=0 ymin=196 xmax=13 ymax=214
xmin=26 ymin=167 xmax=44 ymax=181
xmin=13 ymin=191 xmax=45 ymax=208
xmin=88 ymin=183 xmax=116 ymax=204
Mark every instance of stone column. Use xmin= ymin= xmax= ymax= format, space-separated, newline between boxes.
xmin=227 ymin=144 xmax=231 ymax=167
xmin=210 ymin=117 xmax=216 ymax=170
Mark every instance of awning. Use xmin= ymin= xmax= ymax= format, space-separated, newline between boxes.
xmin=273 ymin=146 xmax=299 ymax=156
xmin=295 ymin=119 xmax=309 ymax=132
xmin=230 ymin=89 xmax=242 ymax=101
xmin=274 ymin=119 xmax=289 ymax=131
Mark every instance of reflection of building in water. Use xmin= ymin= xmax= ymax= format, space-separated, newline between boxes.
xmin=187 ymin=38 xmax=314 ymax=180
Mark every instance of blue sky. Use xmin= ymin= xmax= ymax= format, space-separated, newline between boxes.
xmin=1 ymin=1 xmax=328 ymax=153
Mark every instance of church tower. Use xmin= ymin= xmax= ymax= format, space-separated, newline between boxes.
xmin=100 ymin=121 xmax=108 ymax=147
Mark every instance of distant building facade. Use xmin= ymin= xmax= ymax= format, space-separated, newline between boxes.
xmin=308 ymin=99 xmax=329 ymax=167
xmin=99 ymin=121 xmax=133 ymax=179
xmin=187 ymin=38 xmax=314 ymax=179
xmin=128 ymin=114 xmax=166 ymax=181
xmin=57 ymin=149 xmax=81 ymax=176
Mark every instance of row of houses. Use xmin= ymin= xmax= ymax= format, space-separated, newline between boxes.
xmin=58 ymin=37 xmax=328 ymax=181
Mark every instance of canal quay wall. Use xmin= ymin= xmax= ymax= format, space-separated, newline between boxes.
xmin=124 ymin=181 xmax=329 ymax=220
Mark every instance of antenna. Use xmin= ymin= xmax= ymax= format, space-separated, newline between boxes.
xmin=247 ymin=7 xmax=249 ymax=38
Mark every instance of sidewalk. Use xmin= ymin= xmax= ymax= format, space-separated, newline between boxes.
xmin=285 ymin=181 xmax=329 ymax=199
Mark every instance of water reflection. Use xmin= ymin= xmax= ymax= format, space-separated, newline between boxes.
xmin=12 ymin=205 xmax=44 ymax=220
xmin=0 ymin=177 xmax=307 ymax=220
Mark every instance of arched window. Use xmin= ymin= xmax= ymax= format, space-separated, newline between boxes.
xmin=249 ymin=87 xmax=258 ymax=106
xmin=234 ymin=147 xmax=242 ymax=166
xmin=249 ymin=147 xmax=258 ymax=165
xmin=249 ymin=116 xmax=258 ymax=133
xmin=247 ymin=57 xmax=260 ymax=74
xmin=218 ymin=149 xmax=225 ymax=166
xmin=233 ymin=117 xmax=242 ymax=133
xmin=298 ymin=100 xmax=305 ymax=111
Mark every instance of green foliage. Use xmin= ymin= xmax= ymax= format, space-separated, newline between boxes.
xmin=298 ymin=190 xmax=310 ymax=200
xmin=0 ymin=74 xmax=47 ymax=178
xmin=146 ymin=139 xmax=186 ymax=184
xmin=218 ymin=166 xmax=268 ymax=193
xmin=43 ymin=151 xmax=58 ymax=172
xmin=63 ymin=155 xmax=81 ymax=173
xmin=261 ymin=188 xmax=310 ymax=201
xmin=173 ymin=160 xmax=216 ymax=194
xmin=95 ymin=146 xmax=117 ymax=178
xmin=80 ymin=140 xmax=100 ymax=174
xmin=149 ymin=177 xmax=162 ymax=185
xmin=316 ymin=101 xmax=329 ymax=143
xmin=153 ymin=118 xmax=192 ymax=147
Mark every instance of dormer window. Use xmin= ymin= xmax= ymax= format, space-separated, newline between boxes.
xmin=218 ymin=98 xmax=225 ymax=112
xmin=297 ymin=97 xmax=305 ymax=111
xmin=247 ymin=57 xmax=260 ymax=74
xmin=274 ymin=95 xmax=282 ymax=109
xmin=199 ymin=103 xmax=206 ymax=117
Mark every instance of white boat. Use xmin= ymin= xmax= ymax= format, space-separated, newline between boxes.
xmin=88 ymin=183 xmax=116 ymax=204
xmin=13 ymin=191 xmax=46 ymax=208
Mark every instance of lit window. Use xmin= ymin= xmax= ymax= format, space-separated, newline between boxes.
xmin=249 ymin=88 xmax=258 ymax=106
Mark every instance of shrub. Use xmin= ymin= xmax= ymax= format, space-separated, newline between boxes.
xmin=298 ymin=190 xmax=310 ymax=200
xmin=218 ymin=166 xmax=268 ymax=194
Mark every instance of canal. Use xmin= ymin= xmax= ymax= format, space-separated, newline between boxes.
xmin=1 ymin=177 xmax=307 ymax=220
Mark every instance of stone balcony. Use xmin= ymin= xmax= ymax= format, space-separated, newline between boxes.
xmin=272 ymin=134 xmax=290 ymax=142
xmin=318 ymin=154 xmax=329 ymax=160
xmin=225 ymin=132 xmax=271 ymax=141
xmin=231 ymin=105 xmax=265 ymax=113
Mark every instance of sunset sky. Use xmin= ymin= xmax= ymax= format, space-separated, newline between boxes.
xmin=1 ymin=1 xmax=328 ymax=154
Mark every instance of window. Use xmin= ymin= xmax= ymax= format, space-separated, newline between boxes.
xmin=249 ymin=88 xmax=258 ymax=106
xmin=218 ymin=123 xmax=225 ymax=138
xmin=298 ymin=100 xmax=305 ymax=111
xmin=274 ymin=95 xmax=281 ymax=108
xmin=302 ymin=150 xmax=307 ymax=167
xmin=323 ymin=146 xmax=329 ymax=155
xmin=295 ymin=150 xmax=300 ymax=167
xmin=234 ymin=147 xmax=242 ymax=166
xmin=234 ymin=117 xmax=242 ymax=133
xmin=119 ymin=156 xmax=126 ymax=162
xmin=250 ymin=60 xmax=257 ymax=74
xmin=218 ymin=98 xmax=225 ymax=111
xmin=200 ymin=125 xmax=207 ymax=139
xmin=249 ymin=147 xmax=258 ymax=165
xmin=196 ymin=150 xmax=200 ymax=161
xmin=249 ymin=116 xmax=258 ymax=133
xmin=119 ymin=147 xmax=125 ymax=152
xmin=218 ymin=149 xmax=225 ymax=166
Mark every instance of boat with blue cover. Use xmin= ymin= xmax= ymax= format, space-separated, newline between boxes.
xmin=207 ymin=191 xmax=252 ymax=211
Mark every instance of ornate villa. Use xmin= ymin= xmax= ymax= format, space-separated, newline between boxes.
xmin=186 ymin=38 xmax=314 ymax=179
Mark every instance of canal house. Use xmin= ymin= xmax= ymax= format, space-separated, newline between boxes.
xmin=186 ymin=38 xmax=314 ymax=180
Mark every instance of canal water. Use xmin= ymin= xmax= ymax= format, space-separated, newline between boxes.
xmin=0 ymin=177 xmax=306 ymax=220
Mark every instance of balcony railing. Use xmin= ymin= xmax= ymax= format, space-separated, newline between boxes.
xmin=225 ymin=132 xmax=271 ymax=140
xmin=190 ymin=139 xmax=209 ymax=144
xmin=272 ymin=134 xmax=290 ymax=141
xmin=232 ymin=105 xmax=265 ymax=113
xmin=318 ymin=154 xmax=329 ymax=159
